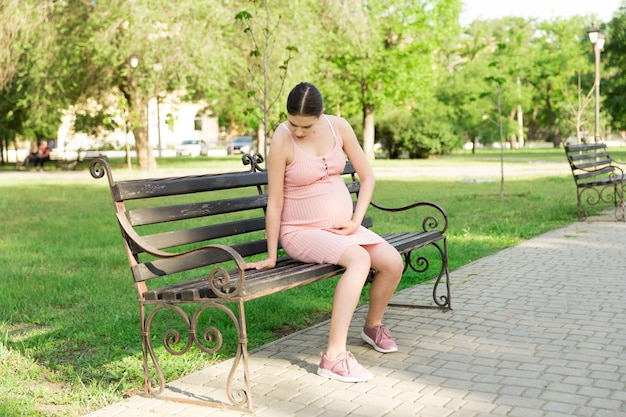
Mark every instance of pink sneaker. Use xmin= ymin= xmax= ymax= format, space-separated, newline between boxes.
xmin=361 ymin=324 xmax=398 ymax=353
xmin=316 ymin=351 xmax=374 ymax=383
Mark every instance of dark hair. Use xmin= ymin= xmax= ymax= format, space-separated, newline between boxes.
xmin=286 ymin=82 xmax=324 ymax=116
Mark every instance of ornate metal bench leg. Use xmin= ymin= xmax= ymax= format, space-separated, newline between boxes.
xmin=141 ymin=304 xmax=171 ymax=398
xmin=616 ymin=184 xmax=626 ymax=221
xmin=388 ymin=239 xmax=451 ymax=310
xmin=434 ymin=238 xmax=451 ymax=309
xmin=224 ymin=299 xmax=253 ymax=412
xmin=577 ymin=191 xmax=586 ymax=221
xmin=139 ymin=302 xmax=254 ymax=412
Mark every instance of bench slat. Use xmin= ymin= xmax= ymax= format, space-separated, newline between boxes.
xmin=567 ymin=151 xmax=611 ymax=162
xmin=565 ymin=143 xmax=606 ymax=153
xmin=112 ymin=171 xmax=269 ymax=201
xmin=132 ymin=238 xmax=269 ymax=281
xmin=576 ymin=176 xmax=625 ymax=187
xmin=141 ymin=217 xmax=267 ymax=249
xmin=143 ymin=260 xmax=344 ymax=302
xmin=383 ymin=231 xmax=443 ymax=253
xmin=570 ymin=159 xmax=612 ymax=170
xmin=113 ymin=162 xmax=357 ymax=202
xmin=573 ymin=166 xmax=616 ymax=181
xmin=127 ymin=195 xmax=268 ymax=226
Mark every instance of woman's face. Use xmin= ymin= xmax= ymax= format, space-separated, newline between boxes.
xmin=286 ymin=114 xmax=318 ymax=140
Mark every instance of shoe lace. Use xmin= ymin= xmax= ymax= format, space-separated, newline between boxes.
xmin=376 ymin=325 xmax=391 ymax=342
xmin=343 ymin=352 xmax=358 ymax=372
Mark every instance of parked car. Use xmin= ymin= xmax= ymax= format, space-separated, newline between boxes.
xmin=227 ymin=136 xmax=253 ymax=155
xmin=175 ymin=139 xmax=209 ymax=157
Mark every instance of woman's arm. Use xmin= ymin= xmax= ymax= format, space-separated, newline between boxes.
xmin=336 ymin=118 xmax=376 ymax=221
xmin=245 ymin=129 xmax=290 ymax=269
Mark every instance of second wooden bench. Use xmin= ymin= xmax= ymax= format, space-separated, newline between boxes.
xmin=564 ymin=142 xmax=626 ymax=221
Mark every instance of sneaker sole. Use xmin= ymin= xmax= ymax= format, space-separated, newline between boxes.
xmin=316 ymin=367 xmax=373 ymax=383
xmin=360 ymin=330 xmax=398 ymax=353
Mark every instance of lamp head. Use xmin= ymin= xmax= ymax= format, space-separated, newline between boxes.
xmin=596 ymin=33 xmax=606 ymax=50
xmin=587 ymin=25 xmax=600 ymax=44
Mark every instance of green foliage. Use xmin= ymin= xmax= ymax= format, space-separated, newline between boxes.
xmin=234 ymin=0 xmax=299 ymax=154
xmin=314 ymin=0 xmax=462 ymax=155
xmin=376 ymin=101 xmax=461 ymax=158
xmin=604 ymin=5 xmax=626 ymax=130
xmin=2 ymin=0 xmax=626 ymax=166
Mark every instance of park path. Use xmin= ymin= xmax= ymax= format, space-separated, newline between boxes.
xmin=83 ymin=212 xmax=626 ymax=417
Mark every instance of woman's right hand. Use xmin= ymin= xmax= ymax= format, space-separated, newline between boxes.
xmin=245 ymin=257 xmax=276 ymax=270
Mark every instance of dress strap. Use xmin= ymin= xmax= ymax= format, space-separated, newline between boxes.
xmin=324 ymin=115 xmax=338 ymax=140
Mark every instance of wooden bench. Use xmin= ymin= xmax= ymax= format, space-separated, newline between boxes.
xmin=50 ymin=149 xmax=107 ymax=170
xmin=564 ymin=143 xmax=626 ymax=221
xmin=90 ymin=154 xmax=451 ymax=412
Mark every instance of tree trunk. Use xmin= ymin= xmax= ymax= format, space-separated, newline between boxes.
xmin=517 ymin=77 xmax=525 ymax=148
xmin=257 ymin=123 xmax=266 ymax=160
xmin=131 ymin=96 xmax=156 ymax=171
xmin=362 ymin=104 xmax=375 ymax=161
xmin=545 ymin=83 xmax=557 ymax=146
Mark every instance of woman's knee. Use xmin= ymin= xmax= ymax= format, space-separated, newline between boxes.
xmin=372 ymin=245 xmax=404 ymax=278
xmin=338 ymin=245 xmax=371 ymax=273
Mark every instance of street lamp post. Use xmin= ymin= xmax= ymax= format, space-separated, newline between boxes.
xmin=587 ymin=26 xmax=605 ymax=143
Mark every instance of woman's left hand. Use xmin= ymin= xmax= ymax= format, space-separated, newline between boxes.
xmin=325 ymin=220 xmax=359 ymax=235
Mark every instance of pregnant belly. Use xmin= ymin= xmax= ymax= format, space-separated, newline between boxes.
xmin=282 ymin=188 xmax=353 ymax=228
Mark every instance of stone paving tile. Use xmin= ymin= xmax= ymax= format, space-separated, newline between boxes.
xmin=82 ymin=217 xmax=626 ymax=416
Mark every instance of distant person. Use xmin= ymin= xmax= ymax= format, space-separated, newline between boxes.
xmin=23 ymin=142 xmax=39 ymax=170
xmin=33 ymin=140 xmax=51 ymax=171
xmin=245 ymin=82 xmax=403 ymax=382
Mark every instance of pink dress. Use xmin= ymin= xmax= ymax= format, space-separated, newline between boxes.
xmin=278 ymin=116 xmax=384 ymax=264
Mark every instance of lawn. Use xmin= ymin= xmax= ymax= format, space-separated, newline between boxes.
xmin=0 ymin=148 xmax=614 ymax=416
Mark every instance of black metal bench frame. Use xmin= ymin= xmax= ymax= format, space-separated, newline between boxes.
xmin=90 ymin=154 xmax=451 ymax=413
xmin=564 ymin=143 xmax=626 ymax=221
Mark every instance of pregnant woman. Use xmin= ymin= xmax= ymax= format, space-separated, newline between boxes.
xmin=246 ymin=82 xmax=403 ymax=382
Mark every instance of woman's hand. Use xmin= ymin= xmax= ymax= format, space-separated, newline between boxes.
xmin=245 ymin=257 xmax=277 ymax=270
xmin=325 ymin=220 xmax=359 ymax=236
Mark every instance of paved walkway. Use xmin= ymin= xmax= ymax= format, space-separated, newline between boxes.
xmin=84 ymin=215 xmax=626 ymax=417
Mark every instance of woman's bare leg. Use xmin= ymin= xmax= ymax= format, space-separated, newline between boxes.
xmin=364 ymin=242 xmax=403 ymax=327
xmin=325 ymin=245 xmax=371 ymax=360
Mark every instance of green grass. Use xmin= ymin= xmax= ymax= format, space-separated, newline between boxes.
xmin=0 ymin=148 xmax=613 ymax=416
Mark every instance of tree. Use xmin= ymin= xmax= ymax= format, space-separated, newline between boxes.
xmin=524 ymin=16 xmax=593 ymax=145
xmin=0 ymin=0 xmax=50 ymax=162
xmin=235 ymin=1 xmax=298 ymax=159
xmin=47 ymin=0 xmax=237 ymax=171
xmin=316 ymin=0 xmax=462 ymax=160
xmin=443 ymin=16 xmax=600 ymax=149
xmin=603 ymin=4 xmax=626 ymax=131
xmin=561 ymin=71 xmax=595 ymax=144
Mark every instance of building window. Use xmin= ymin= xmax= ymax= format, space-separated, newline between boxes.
xmin=194 ymin=112 xmax=203 ymax=131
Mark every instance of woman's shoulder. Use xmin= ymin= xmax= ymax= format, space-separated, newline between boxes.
xmin=325 ymin=114 xmax=349 ymax=127
xmin=269 ymin=123 xmax=294 ymax=162
xmin=272 ymin=123 xmax=291 ymax=142
xmin=325 ymin=115 xmax=355 ymax=142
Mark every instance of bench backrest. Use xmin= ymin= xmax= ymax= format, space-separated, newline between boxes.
xmin=92 ymin=155 xmax=366 ymax=287
xmin=564 ymin=143 xmax=618 ymax=185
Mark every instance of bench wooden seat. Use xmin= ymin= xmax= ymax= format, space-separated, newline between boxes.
xmin=564 ymin=143 xmax=626 ymax=221
xmin=90 ymin=154 xmax=451 ymax=412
